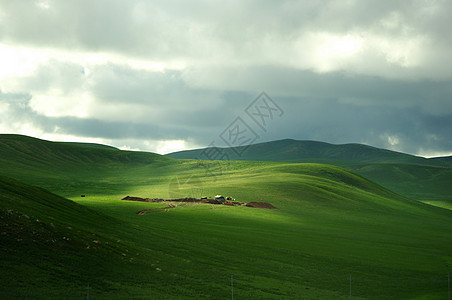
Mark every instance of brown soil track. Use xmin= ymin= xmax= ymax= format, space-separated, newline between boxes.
xmin=122 ymin=196 xmax=278 ymax=214
xmin=136 ymin=205 xmax=176 ymax=215
xmin=245 ymin=202 xmax=278 ymax=209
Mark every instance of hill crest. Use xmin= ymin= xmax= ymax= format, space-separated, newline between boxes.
xmin=0 ymin=134 xmax=173 ymax=167
xmin=167 ymin=138 xmax=436 ymax=165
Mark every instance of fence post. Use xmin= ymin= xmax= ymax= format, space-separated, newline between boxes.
xmin=448 ymin=273 xmax=450 ymax=300
xmin=86 ymin=283 xmax=91 ymax=300
xmin=231 ymin=275 xmax=234 ymax=300
xmin=350 ymin=275 xmax=352 ymax=300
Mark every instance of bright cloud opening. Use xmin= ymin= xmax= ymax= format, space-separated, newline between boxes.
xmin=156 ymin=140 xmax=187 ymax=154
xmin=308 ymin=32 xmax=364 ymax=72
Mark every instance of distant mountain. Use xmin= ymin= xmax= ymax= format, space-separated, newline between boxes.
xmin=429 ymin=155 xmax=452 ymax=167
xmin=167 ymin=139 xmax=437 ymax=165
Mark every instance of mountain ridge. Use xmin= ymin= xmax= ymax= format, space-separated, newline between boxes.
xmin=167 ymin=138 xmax=441 ymax=165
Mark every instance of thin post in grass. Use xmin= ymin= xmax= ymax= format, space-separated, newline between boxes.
xmin=231 ymin=275 xmax=234 ymax=300
xmin=448 ymin=273 xmax=450 ymax=300
xmin=349 ymin=275 xmax=352 ymax=300
xmin=86 ymin=283 xmax=91 ymax=300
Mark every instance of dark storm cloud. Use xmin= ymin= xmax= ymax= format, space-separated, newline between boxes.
xmin=184 ymin=65 xmax=452 ymax=116
xmin=262 ymin=97 xmax=452 ymax=156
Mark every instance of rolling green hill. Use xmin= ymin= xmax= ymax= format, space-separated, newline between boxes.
xmin=0 ymin=134 xmax=175 ymax=193
xmin=349 ymin=163 xmax=452 ymax=209
xmin=59 ymin=141 xmax=118 ymax=150
xmin=0 ymin=134 xmax=171 ymax=169
xmin=1 ymin=134 xmax=452 ymax=298
xmin=168 ymin=139 xmax=452 ymax=208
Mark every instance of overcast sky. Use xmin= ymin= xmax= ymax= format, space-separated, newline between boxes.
xmin=0 ymin=0 xmax=451 ymax=157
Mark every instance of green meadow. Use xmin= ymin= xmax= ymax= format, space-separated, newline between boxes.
xmin=1 ymin=135 xmax=452 ymax=299
xmin=169 ymin=139 xmax=452 ymax=210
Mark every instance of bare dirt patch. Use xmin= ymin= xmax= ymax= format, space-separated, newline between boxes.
xmin=122 ymin=196 xmax=153 ymax=202
xmin=122 ymin=196 xmax=278 ymax=214
xmin=245 ymin=202 xmax=278 ymax=209
xmin=136 ymin=204 xmax=178 ymax=215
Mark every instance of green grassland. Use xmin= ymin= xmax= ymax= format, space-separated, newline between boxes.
xmin=1 ymin=135 xmax=452 ymax=299
xmin=347 ymin=163 xmax=452 ymax=210
xmin=168 ymin=139 xmax=452 ymax=210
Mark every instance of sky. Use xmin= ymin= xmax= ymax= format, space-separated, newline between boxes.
xmin=0 ymin=0 xmax=451 ymax=157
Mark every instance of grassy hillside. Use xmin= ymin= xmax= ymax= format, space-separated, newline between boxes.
xmin=0 ymin=134 xmax=171 ymax=169
xmin=168 ymin=139 xmax=452 ymax=208
xmin=0 ymin=134 xmax=175 ymax=192
xmin=1 ymin=135 xmax=452 ymax=298
xmin=349 ymin=163 xmax=452 ymax=209
xmin=60 ymin=141 xmax=118 ymax=150
xmin=0 ymin=175 xmax=141 ymax=298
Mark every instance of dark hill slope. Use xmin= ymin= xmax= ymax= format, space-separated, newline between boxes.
xmin=0 ymin=134 xmax=172 ymax=169
xmin=0 ymin=134 xmax=176 ymax=190
xmin=168 ymin=138 xmax=436 ymax=165
xmin=60 ymin=141 xmax=118 ymax=150
xmin=0 ymin=175 xmax=138 ymax=298
xmin=430 ymin=155 xmax=452 ymax=167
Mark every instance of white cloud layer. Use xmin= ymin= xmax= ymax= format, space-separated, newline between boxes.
xmin=0 ymin=0 xmax=451 ymax=156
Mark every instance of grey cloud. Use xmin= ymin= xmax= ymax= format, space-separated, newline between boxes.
xmin=2 ymin=79 xmax=451 ymax=156
xmin=45 ymin=117 xmax=172 ymax=140
xmin=18 ymin=60 xmax=452 ymax=118
xmin=1 ymin=1 xmax=451 ymax=69
xmin=0 ymin=90 xmax=31 ymax=103
xmin=4 ymin=58 xmax=452 ymax=155
xmin=183 ymin=66 xmax=452 ymax=116
xmin=11 ymin=60 xmax=86 ymax=94
xmin=0 ymin=94 xmax=190 ymax=140
xmin=0 ymin=0 xmax=210 ymax=59
xmin=89 ymin=64 xmax=219 ymax=108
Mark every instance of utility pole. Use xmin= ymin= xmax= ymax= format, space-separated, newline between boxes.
xmin=231 ymin=275 xmax=234 ymax=300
